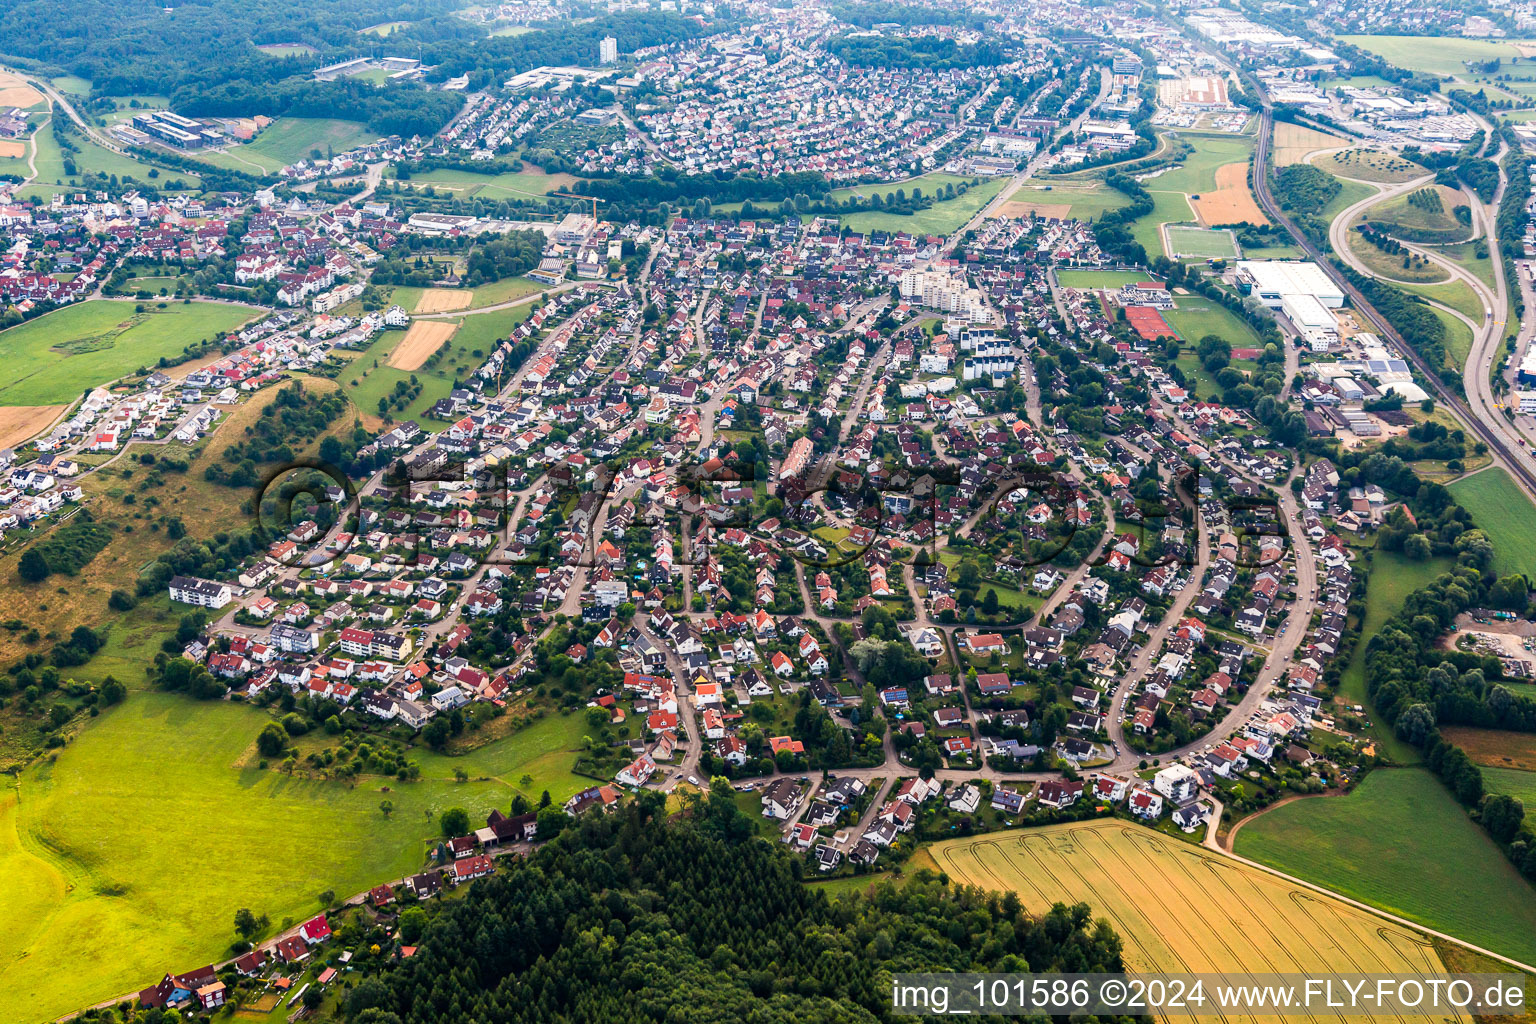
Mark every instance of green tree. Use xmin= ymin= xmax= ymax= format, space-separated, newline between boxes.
xmin=440 ymin=806 xmax=470 ymax=837
xmin=17 ymin=547 xmax=49 ymax=582
xmin=257 ymin=722 xmax=288 ymax=757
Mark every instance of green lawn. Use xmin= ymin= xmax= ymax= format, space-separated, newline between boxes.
xmin=1234 ymin=767 xmax=1536 ymax=966
xmin=255 ymin=43 xmax=317 ymax=57
xmin=342 ymin=304 xmax=535 ymax=423
xmin=1450 ymin=467 xmax=1536 ymax=577
xmin=1322 ymin=177 xmax=1379 ymax=226
xmin=830 ymin=171 xmax=982 ymax=203
xmin=1 ymin=691 xmax=595 ymax=1022
xmin=1162 ymin=295 xmax=1261 ymax=347
xmin=197 ymin=118 xmax=379 ymax=175
xmin=1428 ymin=304 xmax=1475 ymax=372
xmin=841 ymin=176 xmax=1007 ymax=236
xmin=23 ymin=116 xmax=191 ymax=200
xmin=1147 ymin=134 xmax=1254 ymax=195
xmin=1361 ymin=185 xmax=1472 ymax=244
xmin=1165 ymin=225 xmax=1238 ymax=259
xmin=49 ymin=75 xmax=91 ymax=96
xmin=1442 ymin=240 xmax=1500 ymax=297
xmin=1055 ymin=269 xmax=1150 ymax=289
xmin=470 ymin=276 xmax=547 ymax=307
xmin=0 ymin=300 xmax=261 ymax=406
xmin=1484 ymin=766 xmax=1536 ymax=805
xmin=1135 ymin=190 xmax=1196 ymax=259
xmin=395 ymin=166 xmax=579 ymax=201
xmin=1009 ymin=179 xmax=1132 ymax=221
xmin=1339 ymin=35 xmax=1536 ymax=77
xmin=1338 ymin=550 xmax=1454 ymax=762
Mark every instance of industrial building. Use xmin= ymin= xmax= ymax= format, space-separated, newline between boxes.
xmin=1236 ymin=260 xmax=1344 ymax=351
xmin=131 ymin=111 xmax=221 ymax=150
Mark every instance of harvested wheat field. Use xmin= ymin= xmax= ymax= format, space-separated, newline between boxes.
xmin=0 ymin=404 xmax=65 ymax=449
xmin=1190 ymin=162 xmax=1267 ymax=226
xmin=996 ymin=200 xmax=1072 ymax=220
xmin=0 ymin=140 xmax=25 ymax=158
xmin=414 ymin=287 xmax=473 ymax=313
xmin=1273 ymin=122 xmax=1346 ymax=167
xmin=929 ymin=820 xmax=1459 ymax=1017
xmin=0 ymin=71 xmax=44 ymax=109
xmin=388 ymin=321 xmax=456 ymax=370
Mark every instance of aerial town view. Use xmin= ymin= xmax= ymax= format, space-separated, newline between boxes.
xmin=5 ymin=0 xmax=1536 ymax=1020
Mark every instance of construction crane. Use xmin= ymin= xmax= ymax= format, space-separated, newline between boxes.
xmin=550 ymin=191 xmax=606 ymax=224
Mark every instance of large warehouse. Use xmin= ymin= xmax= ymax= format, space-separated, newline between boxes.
xmin=1235 ymin=260 xmax=1344 ymax=351
xmin=1235 ymin=260 xmax=1344 ymax=308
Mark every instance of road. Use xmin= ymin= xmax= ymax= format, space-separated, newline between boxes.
xmin=1251 ymin=104 xmax=1536 ymax=505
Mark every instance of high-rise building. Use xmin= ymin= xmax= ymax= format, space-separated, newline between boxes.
xmin=599 ymin=36 xmax=618 ymax=64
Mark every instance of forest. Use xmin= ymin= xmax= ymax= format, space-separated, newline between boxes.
xmin=0 ymin=3 xmax=709 ymax=137
xmin=824 ymin=34 xmax=1007 ymax=70
xmin=339 ymin=793 xmax=1135 ymax=1024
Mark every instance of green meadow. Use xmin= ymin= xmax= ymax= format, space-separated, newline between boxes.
xmin=0 ymin=300 xmax=260 ymax=406
xmin=1234 ymin=768 xmax=1536 ymax=966
xmin=0 ymin=692 xmax=595 ymax=1022
xmin=1450 ymin=467 xmax=1536 ymax=577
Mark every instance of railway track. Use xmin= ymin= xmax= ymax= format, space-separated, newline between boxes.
xmin=1251 ymin=106 xmax=1536 ymax=503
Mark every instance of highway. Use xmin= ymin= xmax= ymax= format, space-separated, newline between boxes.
xmin=1251 ymin=105 xmax=1536 ymax=505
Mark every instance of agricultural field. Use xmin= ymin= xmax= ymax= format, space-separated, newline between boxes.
xmin=1339 ymin=35 xmax=1536 ymax=77
xmin=1315 ymin=148 xmax=1428 ymax=184
xmin=1146 ymin=134 xmax=1254 ymax=195
xmin=998 ymin=180 xmax=1130 ymax=221
xmin=1450 ymin=467 xmax=1536 ymax=577
xmin=840 ymin=176 xmax=1007 ymax=235
xmin=1442 ymin=727 xmax=1536 ymax=772
xmin=1233 ymin=768 xmax=1536 ymax=966
xmin=0 ymin=692 xmax=594 ymax=1022
xmin=49 ymin=75 xmax=91 ymax=96
xmin=929 ymin=819 xmax=1455 ymax=978
xmin=1189 ymin=162 xmax=1266 ymax=227
xmin=394 ymin=166 xmax=579 ymax=201
xmin=1483 ymin=766 xmax=1536 ymax=807
xmin=1272 ymin=121 xmax=1346 ymax=167
xmin=0 ymin=300 xmax=260 ymax=407
xmin=1164 ymin=225 xmax=1238 ymax=259
xmin=389 ymin=320 xmax=457 ymax=370
xmin=470 ymin=275 xmax=546 ymax=307
xmin=197 ymin=118 xmax=379 ymax=175
xmin=342 ymin=304 xmax=534 ymax=426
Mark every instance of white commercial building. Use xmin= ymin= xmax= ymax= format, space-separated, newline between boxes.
xmin=1236 ymin=260 xmax=1344 ymax=307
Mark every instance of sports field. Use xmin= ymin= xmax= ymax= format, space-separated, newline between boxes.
xmin=1449 ymin=467 xmax=1536 ymax=577
xmin=0 ymin=300 xmax=261 ymax=406
xmin=0 ymin=692 xmax=592 ymax=1022
xmin=389 ymin=320 xmax=457 ymax=369
xmin=930 ymin=820 xmax=1455 ymax=980
xmin=1339 ymin=35 xmax=1536 ymax=77
xmin=1233 ymin=768 xmax=1536 ymax=966
xmin=1164 ymin=225 xmax=1238 ymax=259
xmin=1163 ymin=295 xmax=1260 ymax=347
xmin=1055 ymin=269 xmax=1148 ymax=289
